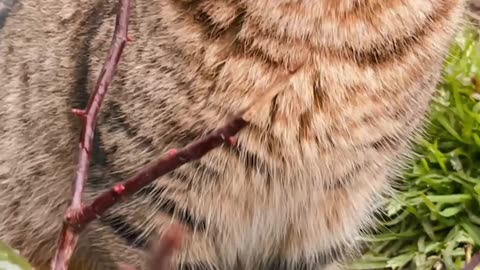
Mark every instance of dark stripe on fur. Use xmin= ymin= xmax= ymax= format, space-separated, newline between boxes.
xmin=136 ymin=160 xmax=221 ymax=194
xmin=162 ymin=117 xmax=204 ymax=148
xmin=88 ymin=27 xmax=206 ymax=253
xmin=231 ymin=33 xmax=284 ymax=69
xmin=228 ymin=141 xmax=273 ymax=187
xmin=100 ymin=213 xmax=149 ymax=249
xmin=333 ymin=0 xmax=455 ymax=67
xmin=200 ymin=0 xmax=453 ymax=69
xmin=89 ymin=131 xmax=151 ymax=250
xmin=189 ymin=160 xmax=223 ymax=184
xmin=92 ymin=129 xmax=108 ymax=167
xmin=370 ymin=135 xmax=400 ymax=151
xmin=136 ymin=182 xmax=207 ymax=232
xmin=298 ymin=112 xmax=313 ymax=149
xmin=173 ymin=0 xmax=286 ymax=68
xmin=92 ymin=152 xmax=207 ymax=246
xmin=328 ymin=161 xmax=369 ymax=191
xmin=312 ymin=77 xmax=328 ymax=113
xmin=175 ymin=0 xmax=245 ymax=41
xmin=157 ymin=197 xmax=207 ymax=231
xmin=73 ymin=3 xmax=121 ymax=190
xmin=69 ymin=1 xmax=109 ymax=110
xmin=173 ymin=0 xmax=454 ymax=69
xmin=136 ymin=184 xmax=167 ymax=199
xmin=103 ymin=101 xmax=156 ymax=151
xmin=98 ymin=47 xmax=209 ymax=238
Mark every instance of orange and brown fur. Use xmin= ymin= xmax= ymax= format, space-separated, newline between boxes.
xmin=0 ymin=0 xmax=466 ymax=269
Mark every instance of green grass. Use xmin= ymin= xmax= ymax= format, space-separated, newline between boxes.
xmin=0 ymin=241 xmax=33 ymax=270
xmin=350 ymin=27 xmax=480 ymax=270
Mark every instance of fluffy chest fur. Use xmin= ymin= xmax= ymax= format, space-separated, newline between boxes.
xmin=0 ymin=0 xmax=465 ymax=269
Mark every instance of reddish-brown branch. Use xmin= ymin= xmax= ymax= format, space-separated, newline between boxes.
xmin=49 ymin=64 xmax=292 ymax=270
xmin=71 ymin=0 xmax=130 ymax=210
xmin=48 ymin=0 xmax=297 ymax=267
xmin=69 ymin=112 xmax=247 ymax=227
xmin=50 ymin=0 xmax=131 ymax=269
xmin=65 ymin=65 xmax=294 ymax=229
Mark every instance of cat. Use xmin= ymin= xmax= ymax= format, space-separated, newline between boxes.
xmin=0 ymin=0 xmax=466 ymax=269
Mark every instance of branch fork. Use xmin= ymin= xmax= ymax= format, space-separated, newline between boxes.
xmin=44 ymin=0 xmax=480 ymax=269
xmin=49 ymin=0 xmax=297 ymax=269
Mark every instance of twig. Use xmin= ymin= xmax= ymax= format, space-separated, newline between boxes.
xmin=68 ymin=109 xmax=248 ymax=227
xmin=49 ymin=0 xmax=299 ymax=267
xmin=70 ymin=0 xmax=131 ymax=211
xmin=66 ymin=64 xmax=295 ymax=227
xmin=50 ymin=0 xmax=131 ymax=269
xmin=53 ymin=65 xmax=292 ymax=270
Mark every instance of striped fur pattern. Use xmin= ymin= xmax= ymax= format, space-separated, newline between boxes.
xmin=0 ymin=0 xmax=465 ymax=269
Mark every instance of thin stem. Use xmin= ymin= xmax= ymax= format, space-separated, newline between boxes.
xmin=50 ymin=0 xmax=131 ymax=269
xmin=48 ymin=0 xmax=299 ymax=267
xmin=70 ymin=112 xmax=248 ymax=227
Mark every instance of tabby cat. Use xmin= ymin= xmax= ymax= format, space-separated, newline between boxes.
xmin=0 ymin=0 xmax=466 ymax=269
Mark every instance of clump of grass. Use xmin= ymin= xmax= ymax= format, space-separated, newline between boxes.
xmin=350 ymin=27 xmax=480 ymax=270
